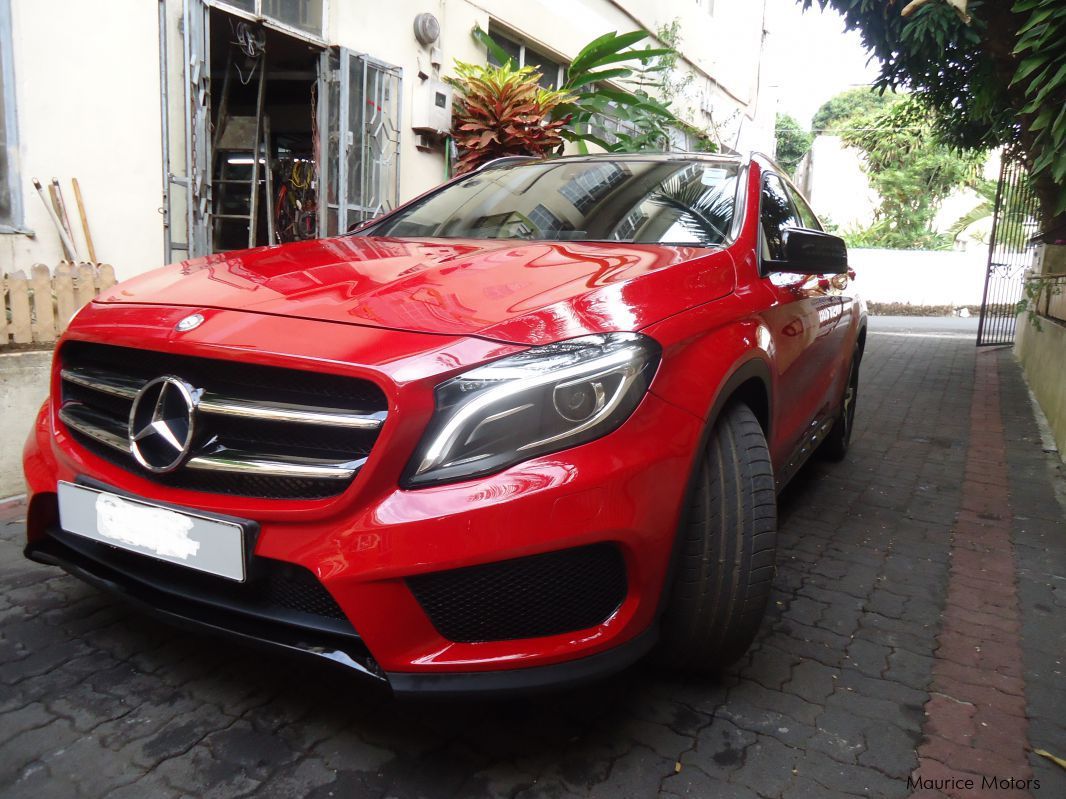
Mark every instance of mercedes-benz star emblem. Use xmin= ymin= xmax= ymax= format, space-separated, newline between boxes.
xmin=175 ymin=313 xmax=204 ymax=332
xmin=128 ymin=376 xmax=198 ymax=473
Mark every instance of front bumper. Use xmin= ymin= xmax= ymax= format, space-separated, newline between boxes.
xmin=23 ymin=308 xmax=703 ymax=694
xmin=26 ymin=523 xmax=658 ymax=696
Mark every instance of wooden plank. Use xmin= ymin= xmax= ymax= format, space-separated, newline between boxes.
xmin=73 ymin=262 xmax=96 ymax=311
xmin=30 ymin=264 xmax=56 ymax=343
xmin=72 ymin=178 xmax=97 ymax=263
xmin=8 ymin=269 xmax=32 ymax=344
xmin=95 ymin=263 xmax=116 ymax=293
xmin=54 ymin=262 xmax=76 ymax=332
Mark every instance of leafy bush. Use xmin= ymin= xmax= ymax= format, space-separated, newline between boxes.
xmin=447 ymin=61 xmax=575 ymax=174
xmin=473 ymin=27 xmax=682 ymax=155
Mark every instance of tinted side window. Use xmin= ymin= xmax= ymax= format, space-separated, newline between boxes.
xmin=761 ymin=174 xmax=801 ymax=260
xmin=789 ymin=186 xmax=822 ymax=231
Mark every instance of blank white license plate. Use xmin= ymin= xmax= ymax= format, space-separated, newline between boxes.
xmin=57 ymin=481 xmax=247 ymax=582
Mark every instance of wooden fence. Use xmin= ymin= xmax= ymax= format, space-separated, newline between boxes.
xmin=2 ymin=263 xmax=116 ymax=348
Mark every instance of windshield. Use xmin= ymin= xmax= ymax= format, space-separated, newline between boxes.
xmin=361 ymin=158 xmax=741 ymax=247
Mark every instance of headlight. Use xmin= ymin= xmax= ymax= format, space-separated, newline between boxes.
xmin=404 ymin=333 xmax=661 ymax=487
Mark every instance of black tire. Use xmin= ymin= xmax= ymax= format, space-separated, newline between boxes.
xmin=657 ymin=402 xmax=778 ymax=673
xmin=820 ymin=350 xmax=860 ymax=462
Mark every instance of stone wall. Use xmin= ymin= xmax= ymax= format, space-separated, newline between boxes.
xmin=0 ymin=351 xmax=51 ymax=497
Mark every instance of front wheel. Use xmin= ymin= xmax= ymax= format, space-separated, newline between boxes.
xmin=656 ymin=402 xmax=778 ymax=673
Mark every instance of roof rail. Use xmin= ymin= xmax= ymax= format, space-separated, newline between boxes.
xmin=475 ymin=155 xmax=542 ymax=171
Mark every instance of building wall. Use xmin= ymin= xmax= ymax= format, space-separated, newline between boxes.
xmin=0 ymin=350 xmax=51 ymax=497
xmin=1 ymin=0 xmax=164 ymax=281
xmin=1 ymin=0 xmax=771 ymax=281
xmin=848 ymin=247 xmax=990 ymax=308
xmin=1015 ymin=244 xmax=1066 ymax=461
xmin=795 ymin=135 xmax=878 ymax=232
xmin=1016 ymin=314 xmax=1066 ymax=460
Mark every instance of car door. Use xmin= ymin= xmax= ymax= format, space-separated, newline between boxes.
xmin=758 ymin=173 xmax=842 ymax=474
xmin=786 ymin=181 xmax=852 ymax=408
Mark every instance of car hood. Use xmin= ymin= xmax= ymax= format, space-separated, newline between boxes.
xmin=96 ymin=236 xmax=736 ymax=345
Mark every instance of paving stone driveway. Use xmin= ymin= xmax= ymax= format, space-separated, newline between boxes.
xmin=1 ymin=325 xmax=1063 ymax=798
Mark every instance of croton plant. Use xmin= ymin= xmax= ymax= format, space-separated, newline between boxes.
xmin=447 ymin=60 xmax=575 ymax=174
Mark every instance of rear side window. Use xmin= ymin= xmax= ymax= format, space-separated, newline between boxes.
xmin=760 ymin=174 xmax=801 ymax=260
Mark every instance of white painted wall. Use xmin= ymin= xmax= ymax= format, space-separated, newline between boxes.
xmin=0 ymin=0 xmax=771 ymax=280
xmin=799 ymin=135 xmax=878 ymax=231
xmin=1 ymin=0 xmax=164 ymax=282
xmin=849 ymin=247 xmax=991 ymax=307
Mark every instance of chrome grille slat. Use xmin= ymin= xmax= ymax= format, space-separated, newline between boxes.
xmin=58 ymin=404 xmax=363 ymax=480
xmin=62 ymin=367 xmax=385 ymax=430
xmin=197 ymin=396 xmax=386 ymax=430
xmin=59 ymin=405 xmax=128 ymax=452
xmin=61 ymin=368 xmax=140 ymax=400
xmin=186 ymin=451 xmax=366 ymax=480
xmin=57 ymin=342 xmax=389 ymax=499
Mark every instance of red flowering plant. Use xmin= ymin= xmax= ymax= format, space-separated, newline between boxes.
xmin=446 ymin=60 xmax=576 ymax=174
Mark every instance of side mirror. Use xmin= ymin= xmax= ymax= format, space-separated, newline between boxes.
xmin=769 ymin=228 xmax=848 ymax=275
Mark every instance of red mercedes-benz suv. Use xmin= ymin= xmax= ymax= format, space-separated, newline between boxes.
xmin=23 ymin=153 xmax=865 ymax=695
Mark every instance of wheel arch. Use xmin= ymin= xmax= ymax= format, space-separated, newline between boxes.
xmin=704 ymin=356 xmax=773 ymax=440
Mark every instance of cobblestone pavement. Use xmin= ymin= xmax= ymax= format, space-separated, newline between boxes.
xmin=1 ymin=327 xmax=1064 ymax=798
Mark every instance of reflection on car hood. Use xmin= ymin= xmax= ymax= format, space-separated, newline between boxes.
xmin=96 ymin=236 xmax=736 ymax=345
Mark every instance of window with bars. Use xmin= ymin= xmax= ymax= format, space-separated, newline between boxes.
xmin=215 ymin=0 xmax=325 ymax=38
xmin=486 ymin=29 xmax=565 ymax=90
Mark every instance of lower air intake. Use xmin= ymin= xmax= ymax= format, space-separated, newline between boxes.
xmin=407 ymin=542 xmax=627 ymax=643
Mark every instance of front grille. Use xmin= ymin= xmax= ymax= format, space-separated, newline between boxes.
xmin=58 ymin=341 xmax=388 ymax=499
xmin=407 ymin=543 xmax=628 ymax=643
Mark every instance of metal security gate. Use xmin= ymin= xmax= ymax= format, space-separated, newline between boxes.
xmin=319 ymin=49 xmax=402 ymax=237
xmin=977 ymin=154 xmax=1039 ymax=346
xmin=158 ymin=0 xmax=213 ymax=262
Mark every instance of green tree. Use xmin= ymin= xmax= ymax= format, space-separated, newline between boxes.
xmin=774 ymin=114 xmax=812 ymax=175
xmin=811 ymin=87 xmax=901 ymax=133
xmin=800 ymin=0 xmax=1066 ymax=227
xmin=841 ymin=99 xmax=984 ymax=249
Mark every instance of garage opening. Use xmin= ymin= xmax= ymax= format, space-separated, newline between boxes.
xmin=209 ymin=9 xmax=320 ymax=251
xmin=160 ymin=0 xmax=403 ymax=261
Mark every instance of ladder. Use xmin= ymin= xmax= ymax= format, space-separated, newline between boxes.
xmin=211 ymin=47 xmax=275 ymax=249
